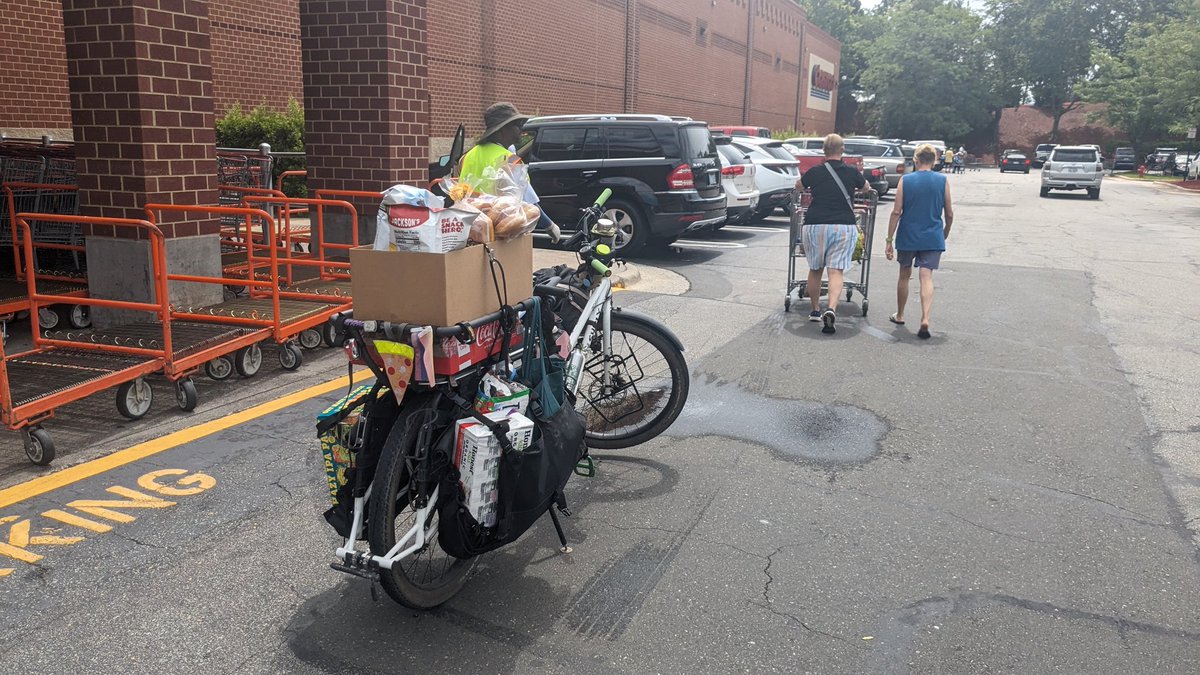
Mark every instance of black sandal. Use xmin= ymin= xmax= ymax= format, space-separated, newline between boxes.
xmin=917 ymin=325 xmax=931 ymax=339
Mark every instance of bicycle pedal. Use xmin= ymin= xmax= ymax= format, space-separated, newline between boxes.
xmin=558 ymin=505 xmax=572 ymax=517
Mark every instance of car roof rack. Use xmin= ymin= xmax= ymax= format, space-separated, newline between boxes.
xmin=528 ymin=113 xmax=677 ymax=123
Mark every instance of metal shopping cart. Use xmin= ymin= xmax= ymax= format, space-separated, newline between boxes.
xmin=785 ymin=189 xmax=878 ymax=316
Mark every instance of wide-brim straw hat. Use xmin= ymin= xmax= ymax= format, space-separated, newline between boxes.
xmin=479 ymin=102 xmax=529 ymax=144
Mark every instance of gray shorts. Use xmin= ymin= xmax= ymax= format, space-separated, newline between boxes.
xmin=897 ymin=250 xmax=942 ymax=269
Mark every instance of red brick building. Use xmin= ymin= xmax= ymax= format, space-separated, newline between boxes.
xmin=1 ymin=0 xmax=841 ymax=150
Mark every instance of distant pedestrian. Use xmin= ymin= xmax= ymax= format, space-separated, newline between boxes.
xmin=952 ymin=150 xmax=963 ymax=174
xmin=796 ymin=133 xmax=869 ymax=335
xmin=942 ymin=147 xmax=954 ymax=173
xmin=884 ymin=143 xmax=954 ymax=339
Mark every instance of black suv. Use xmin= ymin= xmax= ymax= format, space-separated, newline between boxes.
xmin=1112 ymin=147 xmax=1136 ymax=171
xmin=523 ymin=115 xmax=726 ymax=252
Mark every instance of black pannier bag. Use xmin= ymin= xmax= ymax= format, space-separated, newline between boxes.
xmin=438 ymin=297 xmax=586 ymax=558
xmin=437 ymin=402 xmax=585 ymax=558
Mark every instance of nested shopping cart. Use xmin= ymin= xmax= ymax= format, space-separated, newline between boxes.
xmin=1 ymin=182 xmax=89 ymax=340
xmin=144 ymin=204 xmax=353 ymax=372
xmin=785 ymin=190 xmax=879 ymax=316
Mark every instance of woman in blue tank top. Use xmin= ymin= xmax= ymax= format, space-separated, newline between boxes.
xmin=884 ymin=144 xmax=955 ymax=339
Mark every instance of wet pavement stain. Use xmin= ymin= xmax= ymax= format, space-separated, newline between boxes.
xmin=665 ymin=378 xmax=888 ymax=465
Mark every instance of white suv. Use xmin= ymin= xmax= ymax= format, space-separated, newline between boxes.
xmin=1040 ymin=146 xmax=1104 ymax=199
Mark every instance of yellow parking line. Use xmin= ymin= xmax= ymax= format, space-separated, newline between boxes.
xmin=0 ymin=371 xmax=363 ymax=510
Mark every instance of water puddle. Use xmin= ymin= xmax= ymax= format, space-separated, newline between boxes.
xmin=665 ymin=378 xmax=888 ymax=465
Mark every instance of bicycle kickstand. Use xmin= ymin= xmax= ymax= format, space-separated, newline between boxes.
xmin=548 ymin=493 xmax=572 ymax=554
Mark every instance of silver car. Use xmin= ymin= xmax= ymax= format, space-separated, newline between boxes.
xmin=1040 ymin=146 xmax=1104 ymax=199
xmin=843 ymin=140 xmax=911 ymax=195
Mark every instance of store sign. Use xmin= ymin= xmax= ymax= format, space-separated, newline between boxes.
xmin=810 ymin=66 xmax=836 ymax=101
xmin=805 ymin=54 xmax=836 ymax=113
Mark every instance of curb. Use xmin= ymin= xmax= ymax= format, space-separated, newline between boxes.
xmin=1111 ymin=174 xmax=1200 ymax=192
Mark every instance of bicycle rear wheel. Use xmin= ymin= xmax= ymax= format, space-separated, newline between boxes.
xmin=576 ymin=314 xmax=689 ymax=449
xmin=368 ymin=407 xmax=476 ymax=609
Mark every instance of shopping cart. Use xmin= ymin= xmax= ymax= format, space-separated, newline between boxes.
xmin=785 ymin=190 xmax=878 ymax=316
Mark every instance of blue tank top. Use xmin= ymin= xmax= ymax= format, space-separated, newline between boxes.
xmin=896 ymin=171 xmax=946 ymax=252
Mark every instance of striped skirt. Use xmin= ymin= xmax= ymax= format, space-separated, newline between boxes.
xmin=802 ymin=223 xmax=858 ymax=271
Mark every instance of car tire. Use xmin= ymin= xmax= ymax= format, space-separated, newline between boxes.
xmin=1023 ymin=169 xmax=1029 ymax=174
xmin=602 ymin=198 xmax=649 ymax=253
xmin=1039 ymin=187 xmax=1050 ymax=197
xmin=1088 ymin=188 xmax=1100 ymax=200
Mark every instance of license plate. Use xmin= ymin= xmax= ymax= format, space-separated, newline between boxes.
xmin=1065 ymin=166 xmax=1080 ymax=172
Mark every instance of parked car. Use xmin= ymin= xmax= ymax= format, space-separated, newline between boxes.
xmin=862 ymin=164 xmax=889 ymax=194
xmin=729 ymin=138 xmax=801 ymax=222
xmin=1172 ymin=152 xmax=1196 ymax=177
xmin=842 ymin=139 xmax=909 ymax=195
xmin=1040 ymin=145 xmax=1103 ymax=198
xmin=1146 ymin=148 xmax=1177 ymax=173
xmin=1112 ymin=147 xmax=1137 ymax=171
xmin=999 ymin=153 xmax=1031 ymax=173
xmin=786 ymin=136 xmax=825 ymax=150
xmin=714 ymin=137 xmax=760 ymax=227
xmin=523 ymin=114 xmax=726 ymax=252
xmin=711 ymin=125 xmax=771 ymax=139
xmin=1033 ymin=143 xmax=1057 ymax=168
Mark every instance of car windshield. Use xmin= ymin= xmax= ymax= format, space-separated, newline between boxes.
xmin=682 ymin=126 xmax=717 ymax=159
xmin=1006 ymin=154 xmax=1027 ymax=160
xmin=900 ymin=146 xmax=915 ymax=158
xmin=1036 ymin=144 xmax=1055 ymax=152
xmin=1115 ymin=149 xmax=1134 ymax=155
xmin=1053 ymin=149 xmax=1098 ymax=163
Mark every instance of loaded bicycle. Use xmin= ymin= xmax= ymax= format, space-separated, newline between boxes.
xmin=319 ymin=190 xmax=689 ymax=608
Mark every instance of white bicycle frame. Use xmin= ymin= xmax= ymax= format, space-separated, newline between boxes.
xmin=333 ymin=274 xmax=614 ymax=572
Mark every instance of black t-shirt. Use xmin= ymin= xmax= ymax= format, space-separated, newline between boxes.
xmin=800 ymin=159 xmax=866 ymax=225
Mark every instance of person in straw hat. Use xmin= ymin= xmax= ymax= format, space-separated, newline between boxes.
xmin=459 ymin=102 xmax=561 ymax=241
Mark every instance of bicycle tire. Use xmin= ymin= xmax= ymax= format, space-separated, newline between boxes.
xmin=576 ymin=314 xmax=689 ymax=449
xmin=368 ymin=406 xmax=476 ymax=609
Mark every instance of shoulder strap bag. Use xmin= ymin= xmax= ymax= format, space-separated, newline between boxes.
xmin=824 ymin=162 xmax=864 ymax=261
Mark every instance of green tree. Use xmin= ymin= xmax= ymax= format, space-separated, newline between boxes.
xmin=987 ymin=0 xmax=1101 ymax=141
xmin=1080 ymin=16 xmax=1200 ymax=150
xmin=859 ymin=0 xmax=992 ymax=141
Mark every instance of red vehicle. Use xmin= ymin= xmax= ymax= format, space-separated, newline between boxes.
xmin=792 ymin=148 xmax=864 ymax=174
xmin=711 ymin=125 xmax=771 ymax=139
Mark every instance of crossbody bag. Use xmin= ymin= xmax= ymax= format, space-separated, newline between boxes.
xmin=823 ymin=162 xmax=864 ymax=261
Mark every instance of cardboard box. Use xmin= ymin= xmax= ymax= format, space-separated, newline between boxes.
xmin=350 ymin=236 xmax=534 ymax=326
xmin=452 ymin=412 xmax=535 ymax=528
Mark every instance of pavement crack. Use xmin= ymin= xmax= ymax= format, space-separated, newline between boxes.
xmin=1024 ymin=480 xmax=1164 ymax=525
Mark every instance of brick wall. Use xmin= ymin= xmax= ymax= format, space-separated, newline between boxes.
xmin=0 ymin=0 xmax=72 ymax=133
xmin=209 ymin=0 xmax=302 ymax=115
xmin=2 ymin=0 xmax=840 ymax=148
xmin=61 ymin=0 xmax=218 ymax=237
xmin=299 ymin=0 xmax=429 ymax=192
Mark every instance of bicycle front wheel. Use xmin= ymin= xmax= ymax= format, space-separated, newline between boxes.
xmin=576 ymin=313 xmax=689 ymax=449
xmin=368 ymin=408 xmax=476 ymax=609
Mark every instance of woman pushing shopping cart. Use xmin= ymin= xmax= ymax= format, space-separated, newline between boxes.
xmin=785 ymin=134 xmax=878 ymax=332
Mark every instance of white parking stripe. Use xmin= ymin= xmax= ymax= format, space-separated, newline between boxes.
xmin=672 ymin=240 xmax=748 ymax=250
xmin=721 ymin=225 xmax=788 ymax=234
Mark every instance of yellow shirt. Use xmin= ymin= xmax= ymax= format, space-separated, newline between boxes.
xmin=458 ymin=142 xmax=513 ymax=194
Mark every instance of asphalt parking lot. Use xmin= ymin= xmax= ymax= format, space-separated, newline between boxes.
xmin=0 ymin=170 xmax=1198 ymax=672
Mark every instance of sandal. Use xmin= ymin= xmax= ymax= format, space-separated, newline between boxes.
xmin=917 ymin=325 xmax=931 ymax=339
xmin=889 ymin=313 xmax=905 ymax=325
